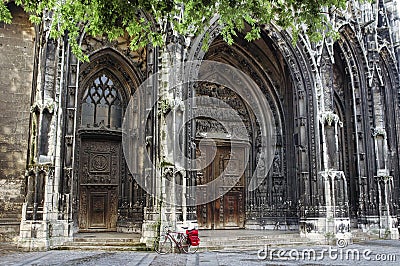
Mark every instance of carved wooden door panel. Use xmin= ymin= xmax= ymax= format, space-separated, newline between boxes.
xmin=89 ymin=192 xmax=108 ymax=228
xmin=78 ymin=139 xmax=120 ymax=231
xmin=197 ymin=143 xmax=245 ymax=229
xmin=223 ymin=192 xmax=239 ymax=227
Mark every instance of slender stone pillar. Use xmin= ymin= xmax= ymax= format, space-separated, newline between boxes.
xmin=303 ymin=40 xmax=351 ymax=244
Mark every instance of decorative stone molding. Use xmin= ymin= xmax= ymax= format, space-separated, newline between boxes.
xmin=319 ymin=169 xmax=346 ymax=180
xmin=27 ymin=164 xmax=53 ymax=174
xmin=174 ymin=99 xmax=185 ymax=111
xmin=372 ymin=127 xmax=387 ymax=137
xmin=30 ymin=99 xmax=56 ymax=114
xmin=162 ymin=166 xmax=174 ymax=181
xmin=81 ymin=35 xmax=147 ymax=75
xmin=319 ymin=111 xmax=343 ymax=127
xmin=375 ymin=169 xmax=391 ymax=181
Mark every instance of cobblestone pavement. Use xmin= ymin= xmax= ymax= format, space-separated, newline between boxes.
xmin=1 ymin=240 xmax=400 ymax=265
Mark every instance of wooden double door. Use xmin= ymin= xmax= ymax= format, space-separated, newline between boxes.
xmin=78 ymin=138 xmax=120 ymax=231
xmin=196 ymin=143 xmax=246 ymax=229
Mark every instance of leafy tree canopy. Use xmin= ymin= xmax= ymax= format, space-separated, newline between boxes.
xmin=0 ymin=0 xmax=349 ymax=60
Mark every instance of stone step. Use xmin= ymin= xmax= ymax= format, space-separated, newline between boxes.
xmin=52 ymin=233 xmax=147 ymax=251
xmin=53 ymin=245 xmax=150 ymax=251
xmin=200 ymin=240 xmax=315 ymax=247
xmin=201 ymin=235 xmax=303 ymax=241
xmin=351 ymin=230 xmax=381 ymax=242
xmin=199 ymin=236 xmax=299 ymax=241
xmin=197 ymin=233 xmax=320 ymax=251
xmin=200 ymin=233 xmax=309 ymax=243
xmin=197 ymin=241 xmax=319 ymax=251
xmin=72 ymin=238 xmax=140 ymax=243
xmin=62 ymin=241 xmax=144 ymax=247
xmin=53 ymin=239 xmax=148 ymax=251
xmin=55 ymin=231 xmax=322 ymax=252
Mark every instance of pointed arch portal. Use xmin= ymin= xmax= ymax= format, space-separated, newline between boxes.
xmin=75 ymin=49 xmax=145 ymax=232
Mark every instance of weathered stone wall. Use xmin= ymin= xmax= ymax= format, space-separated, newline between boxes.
xmin=0 ymin=4 xmax=35 ymax=241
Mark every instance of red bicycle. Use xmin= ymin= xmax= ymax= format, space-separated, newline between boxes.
xmin=154 ymin=227 xmax=199 ymax=254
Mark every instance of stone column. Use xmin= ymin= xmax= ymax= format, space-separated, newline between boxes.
xmin=19 ymin=12 xmax=72 ymax=250
xmin=140 ymin=43 xmax=161 ymax=246
xmin=313 ymin=111 xmax=351 ymax=243
xmin=158 ymin=33 xmax=195 ymax=235
xmin=141 ymin=29 xmax=197 ymax=247
xmin=372 ymin=128 xmax=399 ymax=239
xmin=361 ymin=0 xmax=399 ymax=238
xmin=305 ymin=39 xmax=350 ymax=244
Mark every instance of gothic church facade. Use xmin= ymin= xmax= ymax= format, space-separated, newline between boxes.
xmin=1 ymin=1 xmax=400 ymax=250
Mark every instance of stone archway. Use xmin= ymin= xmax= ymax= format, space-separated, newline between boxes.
xmin=187 ymin=20 xmax=319 ymax=231
xmin=76 ymin=71 xmax=126 ymax=231
xmin=74 ymin=49 xmax=146 ymax=233
xmin=192 ymin=37 xmax=298 ymax=230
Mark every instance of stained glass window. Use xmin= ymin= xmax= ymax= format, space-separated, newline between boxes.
xmin=81 ymin=73 xmax=124 ymax=129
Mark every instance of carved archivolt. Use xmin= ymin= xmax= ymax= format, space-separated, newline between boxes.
xmin=187 ymin=18 xmax=319 ymax=222
xmin=81 ymin=34 xmax=147 ymax=75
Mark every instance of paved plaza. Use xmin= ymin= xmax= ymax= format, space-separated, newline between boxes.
xmin=1 ymin=239 xmax=400 ymax=265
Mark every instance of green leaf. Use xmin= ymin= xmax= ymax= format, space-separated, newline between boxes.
xmin=0 ymin=2 xmax=12 ymax=23
xmin=2 ymin=0 xmax=354 ymax=59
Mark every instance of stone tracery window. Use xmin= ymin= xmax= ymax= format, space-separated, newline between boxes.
xmin=81 ymin=73 xmax=124 ymax=129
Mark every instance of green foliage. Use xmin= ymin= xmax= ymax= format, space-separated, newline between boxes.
xmin=0 ymin=0 xmax=353 ymax=61
xmin=0 ymin=1 xmax=12 ymax=24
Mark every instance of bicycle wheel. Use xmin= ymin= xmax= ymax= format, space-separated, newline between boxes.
xmin=181 ymin=235 xmax=199 ymax=254
xmin=154 ymin=236 xmax=172 ymax=254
